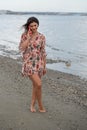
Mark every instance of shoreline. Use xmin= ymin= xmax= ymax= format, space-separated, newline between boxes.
xmin=1 ymin=50 xmax=87 ymax=79
xmin=0 ymin=55 xmax=87 ymax=130
xmin=0 ymin=49 xmax=87 ymax=79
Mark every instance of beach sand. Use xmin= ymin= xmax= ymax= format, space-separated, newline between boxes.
xmin=0 ymin=55 xmax=87 ymax=130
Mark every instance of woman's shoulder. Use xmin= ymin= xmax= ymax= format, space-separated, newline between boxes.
xmin=38 ymin=32 xmax=45 ymax=39
xmin=21 ymin=31 xmax=27 ymax=40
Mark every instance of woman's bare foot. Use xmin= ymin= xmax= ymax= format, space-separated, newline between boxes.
xmin=30 ymin=106 xmax=36 ymax=112
xmin=39 ymin=106 xmax=46 ymax=113
xmin=39 ymin=109 xmax=46 ymax=113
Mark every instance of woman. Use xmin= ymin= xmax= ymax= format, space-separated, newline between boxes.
xmin=19 ymin=17 xmax=46 ymax=112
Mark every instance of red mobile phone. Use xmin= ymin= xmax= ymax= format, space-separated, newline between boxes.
xmin=29 ymin=27 xmax=32 ymax=36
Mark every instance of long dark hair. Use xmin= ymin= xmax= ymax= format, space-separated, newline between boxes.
xmin=22 ymin=17 xmax=39 ymax=32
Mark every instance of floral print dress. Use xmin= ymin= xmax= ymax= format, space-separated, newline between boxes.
xmin=19 ymin=32 xmax=46 ymax=77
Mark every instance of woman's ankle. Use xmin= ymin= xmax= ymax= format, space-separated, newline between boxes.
xmin=38 ymin=104 xmax=46 ymax=112
xmin=30 ymin=105 xmax=36 ymax=112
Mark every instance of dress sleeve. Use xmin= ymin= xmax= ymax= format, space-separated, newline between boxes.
xmin=19 ymin=32 xmax=27 ymax=52
xmin=41 ymin=35 xmax=47 ymax=58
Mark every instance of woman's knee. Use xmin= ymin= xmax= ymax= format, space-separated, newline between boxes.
xmin=36 ymin=81 xmax=42 ymax=89
xmin=33 ymin=80 xmax=41 ymax=89
xmin=30 ymin=74 xmax=42 ymax=89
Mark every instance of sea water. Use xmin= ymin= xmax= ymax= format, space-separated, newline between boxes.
xmin=0 ymin=14 xmax=87 ymax=79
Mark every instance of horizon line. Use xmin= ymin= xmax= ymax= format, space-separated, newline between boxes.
xmin=0 ymin=9 xmax=87 ymax=13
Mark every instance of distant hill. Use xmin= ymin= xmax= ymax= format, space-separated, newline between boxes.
xmin=0 ymin=10 xmax=87 ymax=16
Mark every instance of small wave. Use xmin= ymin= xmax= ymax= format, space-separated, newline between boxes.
xmin=46 ymin=44 xmax=87 ymax=59
xmin=1 ymin=39 xmax=17 ymax=44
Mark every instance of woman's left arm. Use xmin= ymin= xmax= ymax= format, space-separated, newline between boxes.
xmin=41 ymin=35 xmax=47 ymax=69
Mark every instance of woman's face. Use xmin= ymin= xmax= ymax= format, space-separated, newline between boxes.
xmin=29 ymin=22 xmax=38 ymax=33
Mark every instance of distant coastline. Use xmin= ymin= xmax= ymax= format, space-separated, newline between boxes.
xmin=0 ymin=10 xmax=87 ymax=16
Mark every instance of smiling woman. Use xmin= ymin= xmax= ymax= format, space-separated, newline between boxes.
xmin=19 ymin=17 xmax=47 ymax=113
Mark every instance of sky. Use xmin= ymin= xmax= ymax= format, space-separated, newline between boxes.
xmin=0 ymin=0 xmax=87 ymax=12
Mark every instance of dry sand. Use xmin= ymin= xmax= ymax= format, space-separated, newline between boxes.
xmin=0 ymin=55 xmax=87 ymax=130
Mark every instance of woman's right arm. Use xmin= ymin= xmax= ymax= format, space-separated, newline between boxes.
xmin=19 ymin=33 xmax=29 ymax=52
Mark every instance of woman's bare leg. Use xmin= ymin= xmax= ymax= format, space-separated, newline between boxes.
xmin=30 ymin=83 xmax=37 ymax=112
xmin=30 ymin=74 xmax=46 ymax=112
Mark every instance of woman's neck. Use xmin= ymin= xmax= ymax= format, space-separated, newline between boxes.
xmin=32 ymin=31 xmax=38 ymax=36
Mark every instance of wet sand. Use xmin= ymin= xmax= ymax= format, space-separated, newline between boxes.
xmin=0 ymin=56 xmax=87 ymax=130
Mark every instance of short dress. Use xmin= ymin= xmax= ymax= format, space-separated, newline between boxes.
xmin=19 ymin=32 xmax=47 ymax=77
